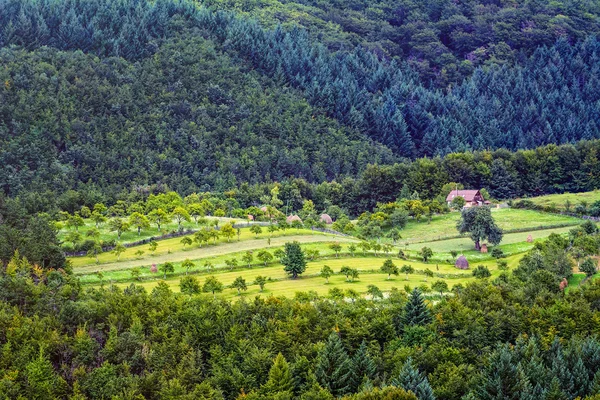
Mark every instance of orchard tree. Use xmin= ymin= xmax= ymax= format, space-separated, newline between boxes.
xmin=148 ymin=240 xmax=158 ymax=253
xmin=348 ymin=244 xmax=357 ymax=256
xmin=159 ymin=262 xmax=175 ymax=279
xmin=181 ymin=259 xmax=195 ymax=275
xmin=188 ymin=204 xmax=205 ymax=225
xmin=400 ymin=264 xmax=415 ymax=280
xmin=242 ymin=251 xmax=254 ymax=267
xmin=257 ymin=250 xmax=274 ymax=266
xmin=67 ymin=213 xmax=85 ymax=231
xmin=112 ymin=243 xmax=126 ymax=261
xmin=203 ymin=276 xmax=223 ymax=298
xmin=329 ymin=242 xmax=342 ymax=257
xmin=108 ymin=218 xmax=130 ymax=240
xmin=473 ymin=265 xmax=491 ymax=279
xmin=91 ymin=211 xmax=107 ymax=228
xmin=220 ymin=223 xmax=235 ymax=242
xmin=281 ymin=242 xmax=307 ymax=279
xmin=129 ymin=212 xmax=150 ymax=235
xmin=432 ymin=280 xmax=448 ymax=296
xmin=172 ymin=207 xmax=191 ymax=231
xmin=367 ymin=284 xmax=383 ymax=299
xmin=457 ymin=206 xmax=503 ymax=250
xmin=148 ymin=208 xmax=170 ymax=231
xmin=421 ymin=247 xmax=433 ymax=262
xmin=424 ymin=269 xmax=434 ymax=282
xmin=231 ymin=276 xmax=247 ymax=295
xmin=381 ymin=259 xmax=399 ymax=280
xmin=250 ymin=225 xmax=263 ymax=237
xmin=180 ymin=276 xmax=201 ymax=295
xmin=180 ymin=237 xmax=192 ymax=247
xmin=321 ymin=265 xmax=333 ymax=283
xmin=254 ymin=276 xmax=267 ymax=292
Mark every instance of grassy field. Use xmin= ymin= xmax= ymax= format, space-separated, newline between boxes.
xmin=69 ymin=227 xmax=348 ymax=267
xmin=71 ymin=206 xmax=587 ymax=299
xmin=399 ymin=208 xmax=579 ymax=243
xmin=115 ymin=255 xmax=514 ymax=300
xmin=522 ymin=190 xmax=600 ymax=210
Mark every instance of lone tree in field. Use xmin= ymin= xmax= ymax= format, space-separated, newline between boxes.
xmin=457 ymin=206 xmax=503 ymax=251
xmin=381 ymin=259 xmax=398 ymax=280
xmin=281 ymin=242 xmax=307 ymax=279
xmin=202 ymin=276 xmax=223 ymax=298
xmin=148 ymin=208 xmax=169 ymax=231
xmin=108 ymin=218 xmax=130 ymax=240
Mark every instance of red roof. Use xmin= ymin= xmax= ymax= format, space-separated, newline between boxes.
xmin=446 ymin=190 xmax=481 ymax=202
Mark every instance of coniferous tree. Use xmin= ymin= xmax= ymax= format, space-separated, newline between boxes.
xmin=401 ymin=288 xmax=432 ymax=327
xmin=350 ymin=340 xmax=377 ymax=392
xmin=391 ymin=358 xmax=435 ymax=400
xmin=315 ymin=332 xmax=353 ymax=396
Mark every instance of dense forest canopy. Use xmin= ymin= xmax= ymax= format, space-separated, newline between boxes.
xmin=0 ymin=0 xmax=599 ymax=188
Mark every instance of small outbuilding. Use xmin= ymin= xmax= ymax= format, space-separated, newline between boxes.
xmin=150 ymin=264 xmax=158 ymax=273
xmin=286 ymin=215 xmax=302 ymax=224
xmin=455 ymin=255 xmax=469 ymax=270
xmin=526 ymin=234 xmax=533 ymax=243
xmin=480 ymin=243 xmax=488 ymax=253
xmin=320 ymin=213 xmax=333 ymax=224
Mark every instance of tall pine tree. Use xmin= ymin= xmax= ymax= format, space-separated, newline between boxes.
xmin=315 ymin=332 xmax=353 ymax=397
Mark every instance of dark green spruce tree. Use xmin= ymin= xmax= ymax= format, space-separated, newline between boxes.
xmin=315 ymin=332 xmax=353 ymax=396
xmin=350 ymin=340 xmax=377 ymax=392
xmin=401 ymin=288 xmax=432 ymax=327
xmin=391 ymin=358 xmax=435 ymax=400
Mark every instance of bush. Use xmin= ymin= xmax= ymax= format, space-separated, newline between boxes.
xmin=473 ymin=265 xmax=491 ymax=279
xmin=491 ymin=248 xmax=504 ymax=259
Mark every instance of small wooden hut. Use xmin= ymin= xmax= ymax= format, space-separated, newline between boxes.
xmin=480 ymin=243 xmax=488 ymax=253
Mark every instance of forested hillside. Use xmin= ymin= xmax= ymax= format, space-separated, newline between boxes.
xmin=1 ymin=0 xmax=600 ymax=193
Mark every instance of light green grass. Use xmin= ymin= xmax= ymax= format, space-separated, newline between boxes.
xmin=113 ymin=255 xmax=512 ymax=299
xmin=523 ymin=190 xmax=600 ymax=210
xmin=404 ymin=225 xmax=576 ymax=262
xmin=69 ymin=227 xmax=347 ymax=267
xmin=398 ymin=208 xmax=579 ymax=244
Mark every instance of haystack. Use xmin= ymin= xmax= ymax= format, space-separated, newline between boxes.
xmin=455 ymin=255 xmax=469 ymax=270
xmin=320 ymin=213 xmax=333 ymax=224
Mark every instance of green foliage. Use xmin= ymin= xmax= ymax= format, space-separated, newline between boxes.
xmin=472 ymin=265 xmax=491 ymax=279
xmin=281 ymin=242 xmax=307 ymax=279
xmin=420 ymin=247 xmax=433 ymax=262
xmin=231 ymin=276 xmax=247 ymax=295
xmin=315 ymin=333 xmax=353 ymax=396
xmin=380 ymin=259 xmax=398 ymax=280
xmin=202 ymin=276 xmax=224 ymax=296
xmin=180 ymin=276 xmax=201 ymax=295
xmin=580 ymin=258 xmax=598 ymax=278
xmin=401 ymin=288 xmax=432 ymax=327
xmin=457 ymin=207 xmax=503 ymax=250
